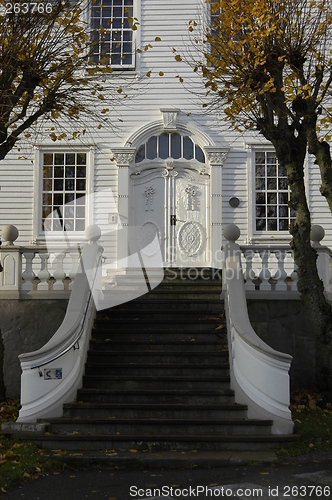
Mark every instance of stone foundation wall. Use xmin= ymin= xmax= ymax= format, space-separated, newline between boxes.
xmin=0 ymin=300 xmax=68 ymax=398
xmin=247 ymin=300 xmax=315 ymax=390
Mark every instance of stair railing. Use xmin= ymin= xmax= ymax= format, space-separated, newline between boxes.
xmin=17 ymin=225 xmax=103 ymax=423
xmin=223 ymin=224 xmax=294 ymax=435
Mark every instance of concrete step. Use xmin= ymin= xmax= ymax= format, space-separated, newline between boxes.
xmin=87 ymin=351 xmax=228 ymax=364
xmin=41 ymin=418 xmax=273 ymax=437
xmin=84 ymin=363 xmax=229 ymax=377
xmin=82 ymin=375 xmax=231 ymax=390
xmin=89 ymin=339 xmax=226 ymax=352
xmin=62 ymin=403 xmax=248 ymax=419
xmin=76 ymin=388 xmax=235 ymax=404
xmin=92 ymin=330 xmax=223 ymax=341
xmin=24 ymin=433 xmax=298 ymax=452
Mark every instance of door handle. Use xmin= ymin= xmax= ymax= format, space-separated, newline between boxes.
xmin=170 ymin=215 xmax=176 ymax=226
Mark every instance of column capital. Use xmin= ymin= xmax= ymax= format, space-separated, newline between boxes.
xmin=111 ymin=147 xmax=136 ymax=167
xmin=205 ymin=147 xmax=229 ymax=166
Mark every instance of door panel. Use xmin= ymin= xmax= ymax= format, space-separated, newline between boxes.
xmin=131 ymin=166 xmax=209 ymax=267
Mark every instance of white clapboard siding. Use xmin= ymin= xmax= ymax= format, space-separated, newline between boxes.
xmin=0 ymin=0 xmax=331 ymax=258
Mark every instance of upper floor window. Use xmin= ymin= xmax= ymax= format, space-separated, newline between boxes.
xmin=90 ymin=0 xmax=134 ymax=68
xmin=42 ymin=152 xmax=87 ymax=232
xmin=255 ymin=151 xmax=295 ymax=232
xmin=135 ymin=133 xmax=205 ymax=163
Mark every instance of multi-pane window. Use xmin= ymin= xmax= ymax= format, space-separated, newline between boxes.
xmin=90 ymin=0 xmax=134 ymax=67
xmin=42 ymin=152 xmax=87 ymax=232
xmin=135 ymin=133 xmax=205 ymax=163
xmin=255 ymin=151 xmax=295 ymax=232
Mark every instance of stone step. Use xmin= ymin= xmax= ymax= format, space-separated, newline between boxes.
xmin=25 ymin=434 xmax=298 ymax=452
xmin=108 ymin=299 xmax=223 ymax=311
xmin=92 ymin=330 xmax=222 ymax=341
xmin=96 ymin=310 xmax=223 ymax=321
xmin=87 ymin=351 xmax=228 ymax=364
xmin=84 ymin=363 xmax=229 ymax=377
xmin=89 ymin=339 xmax=226 ymax=352
xmin=82 ymin=375 xmax=231 ymax=390
xmin=41 ymin=418 xmax=273 ymax=436
xmin=62 ymin=403 xmax=248 ymax=419
xmin=76 ymin=388 xmax=236 ymax=405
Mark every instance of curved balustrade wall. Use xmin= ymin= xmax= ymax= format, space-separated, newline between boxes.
xmin=223 ymin=226 xmax=294 ymax=435
xmin=16 ymin=237 xmax=103 ymax=423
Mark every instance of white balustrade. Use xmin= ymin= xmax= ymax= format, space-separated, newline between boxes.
xmin=0 ymin=225 xmax=82 ymax=297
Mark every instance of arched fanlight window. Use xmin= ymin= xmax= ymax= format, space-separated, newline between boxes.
xmin=135 ymin=133 xmax=205 ymax=163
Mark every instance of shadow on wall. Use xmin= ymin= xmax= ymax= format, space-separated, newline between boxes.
xmin=0 ymin=300 xmax=68 ymax=398
xmin=247 ymin=299 xmax=316 ymax=390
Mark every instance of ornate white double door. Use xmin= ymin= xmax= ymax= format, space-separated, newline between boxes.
xmin=131 ymin=164 xmax=210 ymax=267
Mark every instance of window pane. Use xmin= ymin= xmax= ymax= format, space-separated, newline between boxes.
xmin=256 ymin=218 xmax=266 ymax=231
xmin=256 ymin=193 xmax=265 ymax=204
xmin=159 ymin=133 xmax=169 ymax=159
xmin=267 ymin=178 xmax=277 ymax=190
xmin=43 ymin=153 xmax=53 ymax=165
xmin=267 ymin=219 xmax=277 ymax=230
xmin=171 ymin=133 xmax=181 ymax=159
xmin=195 ymin=145 xmax=205 ymax=163
xmin=183 ymin=136 xmax=194 ymax=160
xmin=54 ymin=179 xmax=63 ymax=191
xmin=279 ymin=219 xmax=289 ymax=231
xmin=255 ymin=165 xmax=265 ymax=177
xmin=135 ymin=145 xmax=145 ymax=163
xmin=54 ymin=153 xmax=64 ymax=165
xmin=147 ymin=136 xmax=157 ymax=159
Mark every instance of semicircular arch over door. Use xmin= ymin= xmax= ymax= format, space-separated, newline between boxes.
xmin=113 ymin=114 xmax=229 ymax=269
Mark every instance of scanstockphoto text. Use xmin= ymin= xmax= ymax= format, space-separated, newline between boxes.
xmin=129 ymin=484 xmax=331 ymax=498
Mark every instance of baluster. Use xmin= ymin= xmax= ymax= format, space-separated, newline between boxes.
xmin=37 ymin=253 xmax=50 ymax=290
xmin=274 ymin=250 xmax=288 ymax=291
xmin=21 ymin=251 xmax=36 ymax=291
xmin=243 ymin=249 xmax=256 ymax=290
xmin=290 ymin=262 xmax=298 ymax=291
xmin=258 ymin=249 xmax=271 ymax=290
xmin=68 ymin=249 xmax=80 ymax=290
xmin=53 ymin=252 xmax=66 ymax=290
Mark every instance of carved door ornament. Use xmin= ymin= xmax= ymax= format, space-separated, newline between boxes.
xmin=185 ymin=185 xmax=197 ymax=211
xmin=144 ymin=185 xmax=155 ymax=211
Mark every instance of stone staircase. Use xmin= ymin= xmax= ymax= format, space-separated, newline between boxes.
xmin=17 ymin=268 xmax=297 ymax=463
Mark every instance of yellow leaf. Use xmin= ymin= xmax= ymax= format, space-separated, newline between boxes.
xmin=146 ymin=71 xmax=151 ymax=77
xmin=155 ymin=36 xmax=161 ymax=41
xmin=159 ymin=71 xmax=164 ymax=76
xmin=129 ymin=448 xmax=139 ymax=453
xmin=175 ymin=54 xmax=182 ymax=62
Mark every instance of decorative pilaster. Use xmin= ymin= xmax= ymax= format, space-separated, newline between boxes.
xmin=205 ymin=147 xmax=229 ymax=268
xmin=111 ymin=147 xmax=136 ymax=261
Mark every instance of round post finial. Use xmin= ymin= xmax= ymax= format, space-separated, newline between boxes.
xmin=84 ymin=224 xmax=101 ymax=243
xmin=310 ymin=225 xmax=325 ymax=245
xmin=224 ymin=223 xmax=241 ymax=243
xmin=1 ymin=225 xmax=19 ymax=245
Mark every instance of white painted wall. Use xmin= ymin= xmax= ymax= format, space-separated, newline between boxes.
xmin=0 ymin=0 xmax=331 ymax=259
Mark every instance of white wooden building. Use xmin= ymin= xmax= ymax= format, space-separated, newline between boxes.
xmin=1 ymin=0 xmax=331 ymax=267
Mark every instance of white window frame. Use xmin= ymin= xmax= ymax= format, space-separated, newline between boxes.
xmin=88 ymin=0 xmax=140 ymax=71
xmin=33 ymin=146 xmax=94 ymax=244
xmin=247 ymin=143 xmax=295 ymax=243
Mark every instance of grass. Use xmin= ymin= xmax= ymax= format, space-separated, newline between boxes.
xmin=0 ymin=399 xmax=66 ymax=493
xmin=277 ymin=390 xmax=332 ymax=459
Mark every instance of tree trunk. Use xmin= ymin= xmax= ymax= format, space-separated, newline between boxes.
xmin=0 ymin=329 xmax=6 ymax=401
xmin=273 ymin=136 xmax=332 ymax=391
